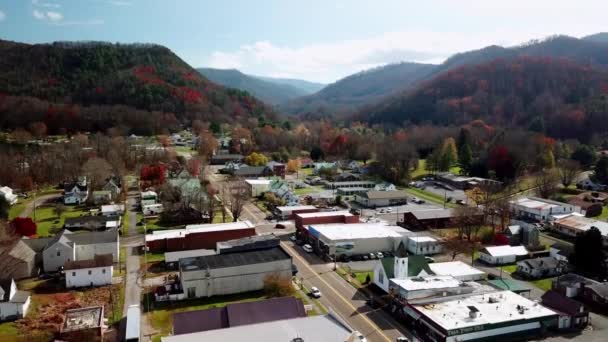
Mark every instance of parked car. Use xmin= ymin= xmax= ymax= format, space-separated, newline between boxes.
xmin=385 ymin=208 xmax=392 ymax=213
xmin=396 ymin=337 xmax=409 ymax=342
xmin=362 ymin=255 xmax=370 ymax=261
xmin=376 ymin=252 xmax=384 ymax=258
xmin=290 ymin=235 xmax=297 ymax=242
xmin=369 ymin=252 xmax=377 ymax=260
xmin=291 ymin=264 xmax=299 ymax=276
xmin=275 ymin=223 xmax=286 ymax=229
xmin=310 ymin=287 xmax=322 ymax=298
xmin=303 ymin=244 xmax=313 ymax=253
xmin=412 ymin=197 xmax=426 ymax=204
xmin=425 ymin=256 xmax=435 ymax=263
xmin=265 ymin=215 xmax=275 ymax=220
xmin=456 ymin=199 xmax=466 ymax=205
xmin=353 ymin=331 xmax=368 ymax=342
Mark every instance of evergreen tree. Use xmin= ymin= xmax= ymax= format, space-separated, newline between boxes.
xmin=593 ymin=156 xmax=608 ymax=184
xmin=570 ymin=226 xmax=606 ymax=278
xmin=439 ymin=137 xmax=458 ymax=171
xmin=458 ymin=143 xmax=473 ymax=175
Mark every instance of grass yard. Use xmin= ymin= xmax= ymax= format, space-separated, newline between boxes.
xmin=353 ymin=271 xmax=374 ymax=285
xmin=500 ymin=264 xmax=518 ymax=274
xmin=138 ymin=217 xmax=182 ymax=234
xmin=145 ymin=291 xmax=268 ymax=339
xmin=596 ymin=206 xmax=608 ymax=220
xmin=294 ymin=185 xmax=324 ymax=196
xmin=411 ymin=159 xmax=461 ymax=179
xmin=115 ymin=246 xmax=127 ymax=276
xmin=33 ymin=205 xmax=89 ymax=237
xmin=405 ymin=187 xmax=457 ymax=208
xmin=121 ymin=210 xmax=129 ymax=235
xmin=9 ymin=199 xmax=30 ymax=220
xmin=143 ymin=251 xmax=166 ymax=264
xmin=530 ymin=277 xmax=554 ymax=291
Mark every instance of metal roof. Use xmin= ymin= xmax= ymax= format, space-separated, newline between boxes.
xmin=179 ymin=246 xmax=291 ymax=272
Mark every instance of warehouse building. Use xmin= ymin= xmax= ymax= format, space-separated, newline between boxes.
xmin=146 ymin=221 xmax=256 ymax=252
xmin=401 ymin=208 xmax=482 ymax=231
xmin=428 ymin=261 xmax=486 ymax=281
xmin=406 ymin=291 xmax=558 ymax=342
xmin=510 ymin=197 xmax=580 ymax=222
xmin=179 ymin=246 xmax=293 ymax=298
xmin=274 ymin=205 xmax=318 ymax=219
xmin=294 ymin=210 xmax=359 ymax=238
xmin=305 ymin=222 xmax=410 ymax=258
xmin=406 ymin=236 xmax=442 ymax=255
xmin=244 ymin=179 xmax=271 ymax=197
xmin=478 ymin=245 xmax=528 ymax=265
xmin=354 ymin=190 xmax=409 ymax=208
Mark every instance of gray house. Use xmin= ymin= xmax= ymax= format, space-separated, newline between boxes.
xmin=179 ymin=246 xmax=292 ymax=298
xmin=42 ymin=229 xmax=119 ymax=272
xmin=516 ymin=256 xmax=564 ymax=279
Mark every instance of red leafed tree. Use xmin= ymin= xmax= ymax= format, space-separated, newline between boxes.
xmin=140 ymin=164 xmax=166 ymax=186
xmin=494 ymin=233 xmax=509 ymax=246
xmin=488 ymin=145 xmax=517 ymax=181
xmin=12 ymin=217 xmax=37 ymax=237
xmin=187 ymin=159 xmax=200 ymax=177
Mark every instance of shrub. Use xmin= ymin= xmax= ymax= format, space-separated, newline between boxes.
xmin=263 ymin=273 xmax=295 ymax=298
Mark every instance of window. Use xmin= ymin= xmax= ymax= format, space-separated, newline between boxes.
xmin=378 ymin=269 xmax=384 ymax=284
xmin=57 ymin=250 xmax=61 ymax=257
xmin=102 ymin=269 xmax=106 ymax=274
xmin=72 ymin=272 xmax=76 ymax=276
xmin=88 ymin=270 xmax=92 ymax=275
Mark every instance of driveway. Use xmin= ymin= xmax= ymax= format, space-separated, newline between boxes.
xmin=122 ymin=191 xmax=145 ymax=339
xmin=18 ymin=193 xmax=62 ymax=217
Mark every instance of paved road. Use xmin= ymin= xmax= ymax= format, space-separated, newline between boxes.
xmin=281 ymin=241 xmax=414 ymax=342
xmin=122 ymin=191 xmax=144 ymax=339
xmin=18 ymin=193 xmax=61 ymax=217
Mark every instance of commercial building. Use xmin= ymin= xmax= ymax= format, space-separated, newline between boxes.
xmin=354 ymin=190 xmax=409 ymax=208
xmin=391 ymin=275 xmax=477 ymax=301
xmin=305 ymin=222 xmax=410 ymax=258
xmin=406 ymin=291 xmax=557 ymax=342
xmin=145 ymin=221 xmax=256 ymax=252
xmin=553 ymin=214 xmax=608 ymax=244
xmin=436 ymin=172 xmax=501 ymax=190
xmin=179 ymin=246 xmax=292 ymax=298
xmin=172 ymin=297 xmax=306 ymax=335
xmin=274 ymin=205 xmax=317 ymax=220
xmin=216 ymin=234 xmax=279 ymax=254
xmin=164 ymin=249 xmax=215 ymax=268
xmin=541 ymin=290 xmax=589 ymax=330
xmin=161 ymin=314 xmax=353 ymax=342
xmin=428 ymin=261 xmax=486 ymax=281
xmin=510 ymin=197 xmax=580 ymax=222
xmin=244 ymin=179 xmax=271 ymax=197
xmin=324 ymin=180 xmax=376 ymax=190
xmin=60 ymin=306 xmax=105 ymax=342
xmin=294 ymin=210 xmax=359 ymax=237
xmin=406 ymin=236 xmax=442 ymax=255
xmin=478 ymin=245 xmax=528 ymax=265
xmin=401 ymin=209 xmax=482 ymax=231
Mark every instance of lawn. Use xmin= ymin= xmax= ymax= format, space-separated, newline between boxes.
xmin=121 ymin=210 xmax=129 ymax=235
xmin=145 ymin=291 xmax=268 ymax=339
xmin=405 ymin=187 xmax=457 ymax=208
xmin=115 ymin=246 xmax=127 ymax=276
xmin=500 ymin=264 xmax=518 ymax=274
xmin=596 ymin=206 xmax=608 ymax=220
xmin=32 ymin=205 xmax=89 ymax=237
xmin=294 ymin=185 xmax=324 ymax=196
xmin=9 ymin=199 xmax=30 ymax=220
xmin=353 ymin=271 xmax=374 ymax=285
xmin=411 ymin=159 xmax=461 ymax=179
xmin=138 ymin=217 xmax=182 ymax=234
xmin=143 ymin=251 xmax=165 ymax=264
xmin=530 ymin=277 xmax=555 ymax=291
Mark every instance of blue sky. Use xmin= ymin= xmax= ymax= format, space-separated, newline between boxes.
xmin=0 ymin=0 xmax=606 ymax=82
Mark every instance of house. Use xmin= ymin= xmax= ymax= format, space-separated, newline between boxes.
xmin=42 ymin=229 xmax=119 ymax=272
xmin=478 ymin=245 xmax=528 ymax=265
xmin=552 ymin=273 xmax=599 ymax=298
xmin=510 ymin=197 xmax=579 ymax=222
xmin=172 ymin=296 xmax=306 ymax=335
xmin=101 ymin=204 xmax=125 ymax=217
xmin=541 ymin=290 xmax=589 ymax=330
xmin=372 ymin=242 xmax=434 ymax=293
xmin=143 ymin=203 xmax=164 ymax=216
xmin=374 ymin=182 xmax=396 ymax=191
xmin=244 ymin=179 xmax=271 ymax=197
xmin=568 ymin=191 xmax=608 ymax=215
xmin=553 ymin=214 xmax=608 ymax=244
xmin=63 ymin=182 xmax=89 ymax=205
xmin=161 ymin=314 xmax=353 ymax=342
xmin=231 ymin=166 xmax=273 ymax=178
xmin=299 ymin=158 xmax=314 ymax=168
xmin=179 ymin=246 xmax=293 ymax=298
xmin=516 ymin=256 xmax=564 ymax=279
xmin=0 ymin=239 xmax=41 ymax=279
xmin=60 ymin=306 xmax=105 ymax=342
xmin=0 ymin=186 xmax=18 ymax=205
xmin=504 ymin=225 xmax=522 ymax=245
xmin=549 ymin=242 xmax=573 ymax=263
xmin=101 ymin=177 xmax=122 ymax=200
xmin=576 ymin=178 xmax=605 ymax=191
xmin=406 ymin=236 xmax=442 ymax=255
xmin=346 ymin=160 xmax=360 ymax=171
xmin=141 ymin=190 xmax=158 ymax=206
xmin=210 ymin=153 xmax=244 ymax=165
xmin=354 ymin=190 xmax=408 ymax=208
xmin=64 ymin=254 xmax=113 ymax=288
xmin=334 ymin=172 xmax=361 ymax=182
xmin=266 ymin=161 xmax=286 ymax=178
xmin=64 ymin=215 xmax=119 ymax=232
xmin=581 ymin=283 xmax=608 ymax=310
xmin=0 ymin=278 xmax=31 ymax=321
xmin=92 ymin=191 xmax=112 ymax=205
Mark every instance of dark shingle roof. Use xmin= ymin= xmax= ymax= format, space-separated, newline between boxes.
xmin=64 ymin=215 xmax=114 ymax=227
xmin=233 ymin=166 xmax=270 ymax=176
xmin=64 ymin=254 xmax=113 ymax=270
xmin=521 ymin=256 xmax=559 ymax=270
xmin=0 ymin=279 xmax=12 ymax=301
xmin=180 ymin=246 xmax=291 ymax=271
xmin=550 ymin=242 xmax=574 ymax=257
xmin=361 ymin=190 xmax=408 ymax=200
xmin=172 ymin=297 xmax=306 ymax=335
xmin=216 ymin=234 xmax=280 ymax=254
xmin=587 ymin=283 xmax=608 ymax=300
xmin=542 ymin=290 xmax=586 ymax=316
xmin=59 ymin=228 xmax=118 ymax=246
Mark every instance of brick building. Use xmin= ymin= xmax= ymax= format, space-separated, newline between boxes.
xmin=294 ymin=210 xmax=359 ymax=238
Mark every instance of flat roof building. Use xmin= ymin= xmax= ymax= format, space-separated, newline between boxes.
xmin=428 ymin=261 xmax=486 ymax=281
xmin=60 ymin=306 xmax=105 ymax=341
xmin=406 ymin=236 xmax=442 ymax=255
xmin=408 ymin=291 xmax=557 ymax=342
xmin=294 ymin=210 xmax=359 ymax=235
xmin=354 ymin=190 xmax=409 ymax=208
xmin=401 ymin=209 xmax=483 ymax=231
xmin=553 ymin=214 xmax=608 ymax=243
xmin=479 ymin=245 xmax=528 ymax=265
xmin=510 ymin=197 xmax=580 ymax=222
xmin=274 ymin=205 xmax=318 ymax=219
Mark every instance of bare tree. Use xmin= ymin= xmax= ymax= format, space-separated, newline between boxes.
xmin=53 ymin=204 xmax=66 ymax=219
xmin=558 ymin=159 xmax=580 ymax=188
xmin=453 ymin=206 xmax=483 ymax=241
xmin=535 ymin=169 xmax=560 ymax=199
xmin=221 ymin=179 xmax=250 ymax=222
xmin=81 ymin=157 xmax=113 ymax=190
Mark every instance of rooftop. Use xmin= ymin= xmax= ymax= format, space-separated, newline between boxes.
xmin=554 ymin=273 xmax=599 ymax=288
xmin=101 ymin=204 xmax=124 ymax=213
xmin=62 ymin=306 xmax=104 ymax=332
xmin=146 ymin=221 xmax=254 ymax=242
xmin=216 ymin=234 xmax=279 ymax=253
xmin=428 ymin=261 xmax=486 ymax=279
xmin=64 ymin=254 xmax=113 ymax=270
xmin=408 ymin=236 xmax=438 ymax=243
xmin=360 ymin=190 xmax=408 ymax=200
xmin=511 ymin=197 xmax=567 ymax=211
xmin=307 ymin=223 xmax=407 ymax=240
xmin=162 ymin=314 xmax=352 ymax=342
xmin=487 ymin=279 xmax=534 ymax=293
xmin=412 ymin=291 xmax=556 ymax=332
xmin=164 ymin=249 xmax=216 ymax=263
xmin=408 ymin=209 xmax=456 ymax=220
xmin=555 ymin=214 xmax=608 ymax=237
xmin=481 ymin=245 xmax=528 ymax=257
xmin=244 ymin=179 xmax=272 ymax=185
xmin=180 ymin=246 xmax=291 ymax=272
xmin=391 ymin=275 xmax=463 ymax=292
xmin=275 ymin=205 xmax=317 ymax=212
xmin=518 ymin=256 xmax=559 ymax=270
xmin=295 ymin=210 xmax=353 ymax=218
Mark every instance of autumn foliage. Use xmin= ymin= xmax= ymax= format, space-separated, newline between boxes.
xmin=11 ymin=217 xmax=37 ymax=237
xmin=140 ymin=164 xmax=166 ymax=186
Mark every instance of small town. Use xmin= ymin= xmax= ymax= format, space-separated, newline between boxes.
xmin=1 ymin=2 xmax=608 ymax=342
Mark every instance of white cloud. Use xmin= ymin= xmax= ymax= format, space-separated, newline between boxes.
xmin=53 ymin=19 xmax=105 ymax=26
xmin=32 ymin=9 xmax=45 ymax=20
xmin=46 ymin=11 xmax=63 ymax=22
xmin=0 ymin=10 xmax=5 ymax=22
xmin=32 ymin=0 xmax=61 ymax=8
xmin=33 ymin=9 xmax=63 ymax=22
xmin=107 ymin=0 xmax=132 ymax=6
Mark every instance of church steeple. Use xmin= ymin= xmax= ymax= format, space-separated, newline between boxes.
xmin=394 ymin=240 xmax=409 ymax=279
xmin=395 ymin=240 xmax=408 ymax=258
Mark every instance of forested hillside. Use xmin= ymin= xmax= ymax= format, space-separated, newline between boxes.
xmin=197 ymin=68 xmax=309 ymax=105
xmin=362 ymin=57 xmax=608 ymax=142
xmin=280 ymin=62 xmax=436 ymax=116
xmin=0 ymin=40 xmax=278 ymax=134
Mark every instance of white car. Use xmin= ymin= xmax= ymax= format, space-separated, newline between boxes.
xmin=290 ymin=235 xmax=296 ymax=242
xmin=302 ymin=244 xmax=313 ymax=253
xmin=376 ymin=252 xmax=384 ymax=258
xmin=385 ymin=208 xmax=393 ymax=213
xmin=310 ymin=286 xmax=322 ymax=298
xmin=354 ymin=331 xmax=368 ymax=342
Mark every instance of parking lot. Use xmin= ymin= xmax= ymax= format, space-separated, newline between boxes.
xmin=351 ymin=200 xmax=443 ymax=224
xmin=411 ymin=179 xmax=468 ymax=203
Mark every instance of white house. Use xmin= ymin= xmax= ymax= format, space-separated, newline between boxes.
xmin=101 ymin=204 xmax=125 ymax=217
xmin=0 ymin=186 xmax=18 ymax=205
xmin=64 ymin=254 xmax=113 ymax=288
xmin=510 ymin=197 xmax=579 ymax=222
xmin=373 ymin=182 xmax=396 ymax=191
xmin=42 ymin=229 xmax=119 ymax=272
xmin=478 ymin=245 xmax=528 ymax=265
xmin=406 ymin=236 xmax=442 ymax=255
xmin=143 ymin=203 xmax=163 ymax=216
xmin=245 ymin=179 xmax=271 ymax=197
xmin=372 ymin=242 xmax=434 ymax=293
xmin=141 ymin=191 xmax=158 ymax=206
xmin=0 ymin=278 xmax=31 ymax=321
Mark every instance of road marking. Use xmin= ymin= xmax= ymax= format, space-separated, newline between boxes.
xmin=282 ymin=242 xmax=392 ymax=342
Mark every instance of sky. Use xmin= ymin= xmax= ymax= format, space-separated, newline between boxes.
xmin=0 ymin=0 xmax=607 ymax=83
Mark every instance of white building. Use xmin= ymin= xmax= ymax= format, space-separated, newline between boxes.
xmin=406 ymin=236 xmax=442 ymax=255
xmin=141 ymin=191 xmax=158 ymax=206
xmin=101 ymin=204 xmax=125 ymax=217
xmin=391 ymin=275 xmax=470 ymax=300
xmin=42 ymin=229 xmax=119 ymax=272
xmin=64 ymin=254 xmax=113 ymax=288
xmin=478 ymin=245 xmax=528 ymax=265
xmin=0 ymin=278 xmax=30 ymax=321
xmin=143 ymin=203 xmax=164 ymax=216
xmin=553 ymin=214 xmax=608 ymax=245
xmin=245 ymin=179 xmax=271 ymax=197
xmin=306 ymin=222 xmax=410 ymax=257
xmin=408 ymin=291 xmax=558 ymax=342
xmin=510 ymin=197 xmax=579 ymax=222
xmin=0 ymin=186 xmax=18 ymax=205
xmin=275 ymin=205 xmax=317 ymax=219
xmin=428 ymin=261 xmax=486 ymax=281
